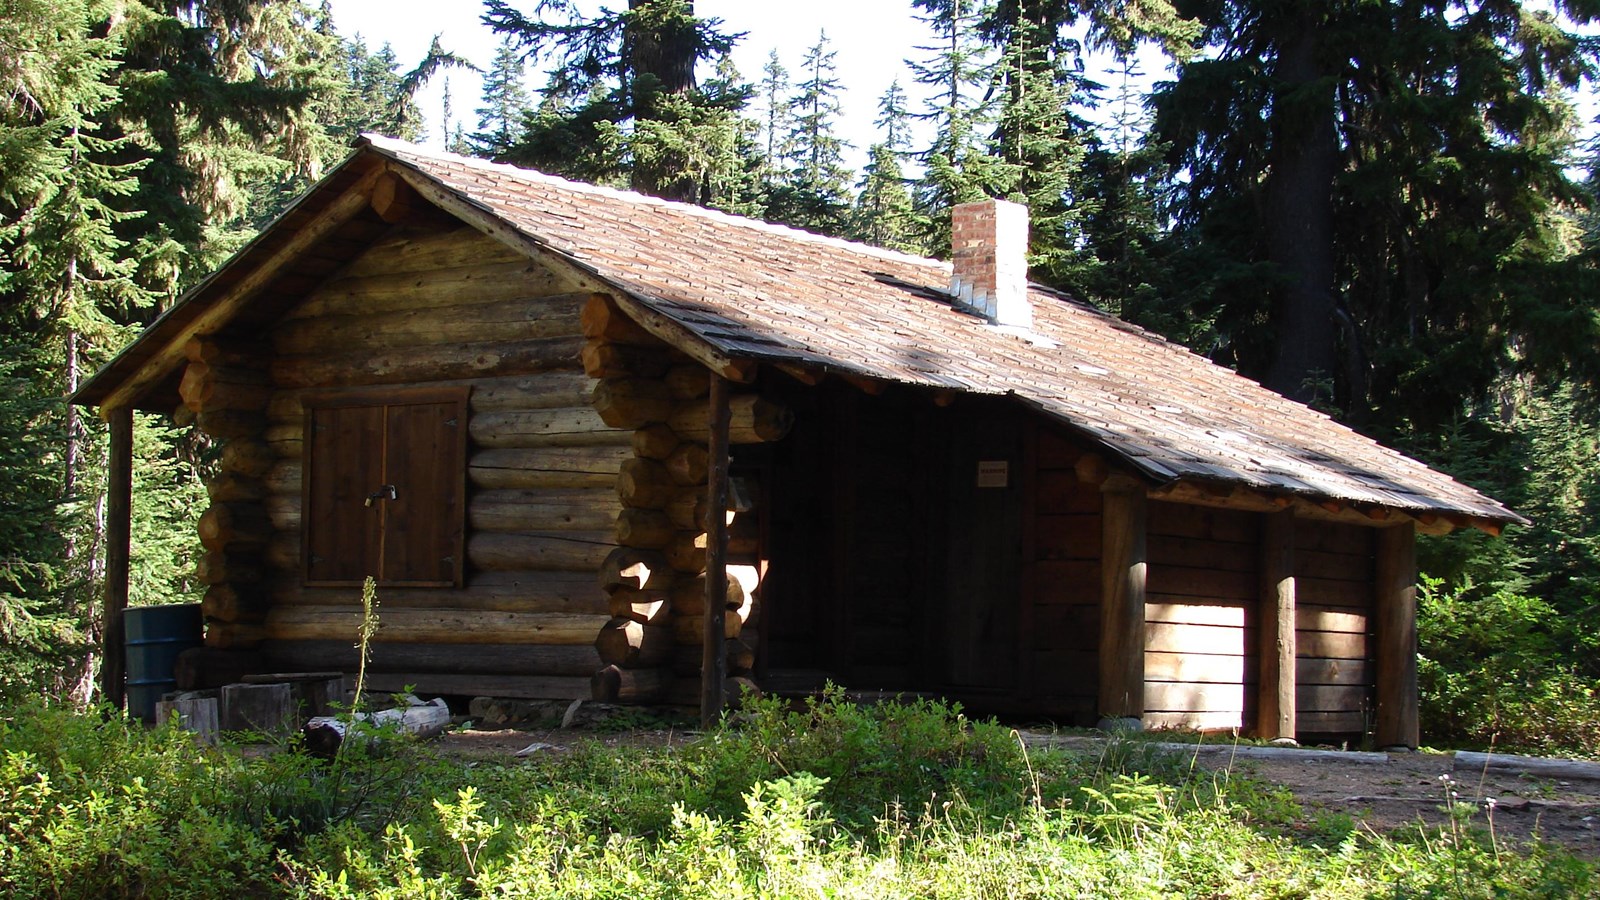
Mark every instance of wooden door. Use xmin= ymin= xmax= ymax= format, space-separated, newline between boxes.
xmin=937 ymin=407 xmax=1023 ymax=690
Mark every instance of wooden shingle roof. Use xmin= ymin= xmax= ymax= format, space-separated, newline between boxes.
xmin=76 ymin=135 xmax=1523 ymax=528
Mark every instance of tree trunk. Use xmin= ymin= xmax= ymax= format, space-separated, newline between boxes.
xmin=1262 ymin=9 xmax=1341 ymax=406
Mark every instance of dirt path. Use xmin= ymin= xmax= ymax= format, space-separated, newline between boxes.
xmin=435 ymin=725 xmax=1600 ymax=858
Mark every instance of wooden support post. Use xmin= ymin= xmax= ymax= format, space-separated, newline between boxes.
xmin=1257 ymin=510 xmax=1297 ymax=742
xmin=1374 ymin=522 xmax=1419 ymax=749
xmin=700 ymin=374 xmax=732 ymax=728
xmin=1097 ymin=474 xmax=1147 ymax=728
xmin=101 ymin=406 xmax=134 ymax=712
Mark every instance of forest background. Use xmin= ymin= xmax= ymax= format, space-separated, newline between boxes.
xmin=3 ymin=0 xmax=1598 ymax=754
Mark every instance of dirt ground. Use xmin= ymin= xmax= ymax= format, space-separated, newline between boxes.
xmin=433 ymin=724 xmax=1600 ymax=858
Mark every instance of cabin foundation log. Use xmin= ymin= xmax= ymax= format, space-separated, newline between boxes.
xmin=1098 ymin=474 xmax=1147 ymax=725
xmin=1374 ymin=522 xmax=1419 ymax=749
xmin=101 ymin=406 xmax=134 ymax=711
xmin=1257 ymin=510 xmax=1297 ymax=741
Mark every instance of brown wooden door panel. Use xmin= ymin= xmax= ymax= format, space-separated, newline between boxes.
xmin=303 ymin=387 xmax=467 ymax=588
xmin=382 ymin=399 xmax=465 ymax=586
xmin=305 ymin=403 xmax=383 ymax=583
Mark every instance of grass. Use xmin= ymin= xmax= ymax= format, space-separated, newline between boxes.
xmin=1 ymin=688 xmax=1594 ymax=899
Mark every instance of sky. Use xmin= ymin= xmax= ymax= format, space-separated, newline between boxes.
xmin=324 ymin=0 xmax=1168 ymax=171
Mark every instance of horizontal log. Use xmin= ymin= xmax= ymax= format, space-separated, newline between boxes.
xmin=670 ymin=612 xmax=741 ymax=645
xmin=467 ymin=531 xmax=614 ymax=572
xmin=175 ymin=647 xmax=264 ymax=690
xmin=260 ymin=639 xmax=603 ymax=677
xmin=469 ymin=488 xmax=622 ymax=533
xmin=665 ymin=675 xmax=758 ymax=710
xmin=207 ymin=473 xmax=265 ymax=503
xmin=469 ymin=446 xmax=629 ymax=490
xmin=264 ymin=605 xmax=609 ymax=645
xmin=581 ymin=292 xmax=659 ymax=346
xmin=1296 ymin=605 xmax=1368 ymax=634
xmin=617 ymin=458 xmax=678 ymax=509
xmin=198 ymin=503 xmax=273 ymax=552
xmin=664 ymin=364 xmax=709 ymax=400
xmin=591 ymin=665 xmax=672 ymax=703
xmin=273 ymin=572 xmax=608 ymax=615
xmin=469 ymin=407 xmax=631 ymax=450
xmin=1148 ymin=502 xmax=1258 ymax=544
xmin=1144 ymin=622 xmax=1248 ymax=656
xmin=338 ymin=226 xmax=527 ymax=279
xmin=274 ymin=293 xmax=587 ymax=356
xmin=1148 ymin=534 xmax=1255 ymax=574
xmin=592 ymin=378 xmax=672 ymax=429
xmin=1036 ymin=514 xmax=1101 ymax=560
xmin=665 ymin=490 xmax=711 ymax=530
xmin=201 ymin=583 xmax=269 ymax=624
xmin=1295 ymin=684 xmax=1369 ymax=712
xmin=1296 ymin=711 xmax=1367 ymax=734
xmin=204 ymin=621 xmax=266 ymax=649
xmin=360 ymin=672 xmax=591 ymax=700
xmin=1146 ymin=601 xmax=1246 ymax=629
xmin=265 ymin=531 xmax=299 ymax=571
xmin=219 ymin=440 xmax=277 ymax=478
xmin=668 ymin=394 xmax=793 ymax=444
xmin=671 ymin=640 xmax=754 ymax=677
xmin=1145 ymin=681 xmax=1247 ymax=714
xmin=265 ymin=493 xmax=300 ymax=531
xmin=185 ymin=336 xmax=266 ymax=369
xmin=1142 ymin=710 xmax=1244 ymax=732
xmin=632 ymin=423 xmax=681 ymax=460
xmin=595 ymin=618 xmax=672 ymax=668
xmin=264 ymin=423 xmax=302 ymax=457
xmin=582 ymin=341 xmax=673 ymax=379
xmin=1144 ymin=651 xmax=1247 ymax=684
xmin=668 ymin=574 xmax=745 ymax=616
xmin=272 ymin=336 xmax=585 ymax=390
xmin=266 ymin=371 xmax=599 ymax=421
xmin=195 ymin=410 xmax=267 ymax=440
xmin=196 ymin=551 xmax=266 ymax=586
xmin=665 ymin=443 xmax=709 ymax=486
xmin=181 ymin=363 xmax=273 ymax=413
xmin=599 ymin=547 xmax=678 ymax=593
xmin=265 ymin=460 xmax=301 ymax=496
xmin=607 ymin=589 xmax=672 ymax=625
xmin=1146 ymin=566 xmax=1256 ymax=603
xmin=283 ymin=260 xmax=567 ymax=319
xmin=665 ymin=530 xmax=708 ymax=574
xmin=614 ymin=507 xmax=676 ymax=549
xmin=1297 ymin=657 xmax=1369 ymax=686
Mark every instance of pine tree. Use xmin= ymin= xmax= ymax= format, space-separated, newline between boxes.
xmin=484 ymin=0 xmax=742 ymax=202
xmin=472 ymin=36 xmax=532 ymax=159
xmin=767 ymin=31 xmax=853 ymax=235
xmin=756 ymin=50 xmax=795 ymax=190
xmin=851 ymin=82 xmax=921 ymax=252
xmin=1151 ymin=0 xmax=1598 ymax=426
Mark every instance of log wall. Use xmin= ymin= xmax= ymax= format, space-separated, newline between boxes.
xmin=196 ymin=224 xmax=628 ymax=698
xmin=1028 ymin=428 xmax=1102 ymax=718
xmin=583 ymin=294 xmax=788 ymax=706
xmin=1143 ymin=502 xmax=1260 ymax=732
xmin=1294 ymin=519 xmax=1376 ymax=735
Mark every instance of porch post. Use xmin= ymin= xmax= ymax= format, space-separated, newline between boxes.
xmin=1257 ymin=509 xmax=1297 ymax=742
xmin=1374 ymin=522 xmax=1419 ymax=749
xmin=700 ymin=374 xmax=732 ymax=728
xmin=1097 ymin=474 xmax=1147 ymax=728
xmin=101 ymin=405 xmax=134 ymax=712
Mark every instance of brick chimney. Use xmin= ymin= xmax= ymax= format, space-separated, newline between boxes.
xmin=949 ymin=198 xmax=1031 ymax=329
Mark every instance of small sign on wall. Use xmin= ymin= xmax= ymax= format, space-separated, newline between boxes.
xmin=976 ymin=460 xmax=1010 ymax=488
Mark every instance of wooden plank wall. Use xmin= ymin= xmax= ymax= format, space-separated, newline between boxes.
xmin=1143 ymin=502 xmax=1259 ymax=731
xmin=1028 ymin=428 xmax=1101 ymax=719
xmin=203 ymin=224 xmax=624 ymax=699
xmin=1294 ymin=519 xmax=1376 ymax=735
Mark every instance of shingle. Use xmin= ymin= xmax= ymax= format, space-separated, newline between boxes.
xmin=365 ymin=137 xmax=1520 ymax=524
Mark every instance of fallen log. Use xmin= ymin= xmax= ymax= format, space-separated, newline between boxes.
xmin=302 ymin=696 xmax=451 ymax=756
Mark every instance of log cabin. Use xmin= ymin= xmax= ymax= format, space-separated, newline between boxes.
xmin=74 ymin=135 xmax=1525 ymax=747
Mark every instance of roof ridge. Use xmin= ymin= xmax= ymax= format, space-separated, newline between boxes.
xmin=359 ymin=133 xmax=951 ymax=274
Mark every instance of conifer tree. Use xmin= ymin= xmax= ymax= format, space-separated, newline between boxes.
xmin=909 ymin=0 xmax=1001 ymax=254
xmin=851 ymin=82 xmax=921 ymax=252
xmin=1151 ymin=0 xmax=1598 ymax=426
xmin=472 ymin=36 xmax=532 ymax=159
xmin=756 ymin=50 xmax=795 ymax=191
xmin=484 ymin=0 xmax=743 ymax=202
xmin=768 ymin=31 xmax=853 ymax=235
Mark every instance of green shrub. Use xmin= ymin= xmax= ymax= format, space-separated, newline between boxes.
xmin=1419 ymin=576 xmax=1600 ymax=756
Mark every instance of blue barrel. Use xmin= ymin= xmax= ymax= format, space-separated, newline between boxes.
xmin=125 ymin=603 xmax=203 ymax=723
